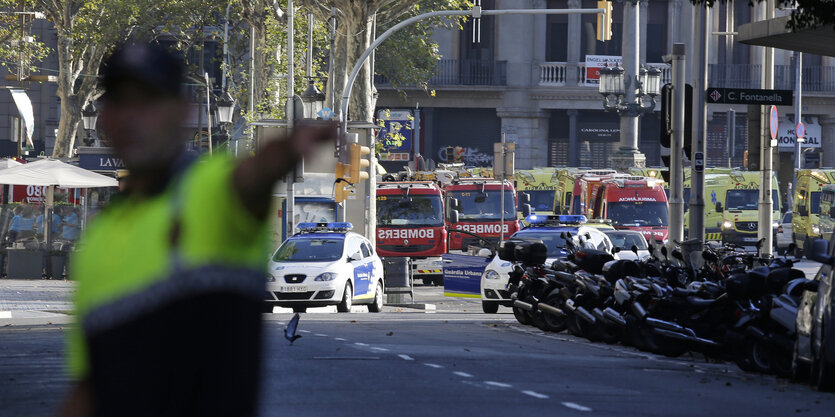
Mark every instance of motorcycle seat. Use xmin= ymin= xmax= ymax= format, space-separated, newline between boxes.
xmin=685 ymin=296 xmax=715 ymax=308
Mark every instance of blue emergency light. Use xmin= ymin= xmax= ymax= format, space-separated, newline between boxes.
xmin=524 ymin=214 xmax=588 ymax=226
xmin=296 ymin=222 xmax=354 ymax=232
xmin=558 ymin=215 xmax=587 ymax=224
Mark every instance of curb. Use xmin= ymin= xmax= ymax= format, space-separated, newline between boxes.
xmin=386 ymin=303 xmax=436 ymax=312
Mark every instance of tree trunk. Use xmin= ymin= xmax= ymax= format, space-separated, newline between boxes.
xmin=251 ymin=18 xmax=267 ymax=113
xmin=329 ymin=5 xmax=376 ymax=123
xmin=52 ymin=28 xmax=79 ymax=158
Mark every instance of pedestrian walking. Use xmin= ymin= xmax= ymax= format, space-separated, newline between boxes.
xmin=59 ymin=41 xmax=336 ymax=417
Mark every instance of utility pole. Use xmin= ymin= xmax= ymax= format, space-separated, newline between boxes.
xmin=286 ymin=0 xmax=295 ymax=236
xmin=689 ymin=4 xmax=709 ymax=244
xmin=793 ymin=51 xmax=803 ymax=191
xmin=668 ymin=43 xmax=686 ymax=249
xmin=727 ymin=109 xmax=736 ymax=167
xmin=758 ymin=0 xmax=775 ymax=256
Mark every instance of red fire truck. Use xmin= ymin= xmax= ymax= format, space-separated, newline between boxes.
xmin=590 ymin=177 xmax=669 ymax=244
xmin=443 ymin=178 xmax=521 ymax=252
xmin=376 ymin=181 xmax=447 ymax=285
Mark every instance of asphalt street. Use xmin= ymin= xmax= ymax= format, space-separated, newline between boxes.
xmin=0 ymin=259 xmax=830 ymax=416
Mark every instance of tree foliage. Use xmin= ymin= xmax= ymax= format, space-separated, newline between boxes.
xmin=299 ymin=0 xmax=469 ymax=123
xmin=691 ymin=0 xmax=835 ymax=31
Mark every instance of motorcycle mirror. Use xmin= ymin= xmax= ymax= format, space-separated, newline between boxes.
xmin=661 ymin=246 xmax=668 ymax=259
xmin=631 ymin=245 xmax=639 ymax=255
xmin=560 ymin=232 xmax=566 ymax=239
xmin=787 ymin=242 xmax=796 ymax=254
xmin=702 ymin=250 xmax=717 ymax=262
xmin=672 ymin=250 xmax=684 ymax=261
xmin=756 ymin=238 xmax=764 ymax=249
xmin=612 ymin=247 xmax=621 ymax=254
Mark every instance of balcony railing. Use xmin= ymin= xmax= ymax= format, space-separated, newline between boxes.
xmin=540 ymin=62 xmax=671 ymax=87
xmin=375 ymin=59 xmax=507 ymax=87
xmin=708 ymin=64 xmax=835 ymax=92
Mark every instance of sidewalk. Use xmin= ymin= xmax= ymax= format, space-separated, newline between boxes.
xmin=0 ymin=279 xmax=75 ymax=325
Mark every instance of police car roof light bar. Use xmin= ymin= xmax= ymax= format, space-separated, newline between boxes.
xmin=296 ymin=222 xmax=354 ymax=232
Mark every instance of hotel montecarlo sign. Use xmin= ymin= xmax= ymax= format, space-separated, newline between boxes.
xmin=706 ymin=88 xmax=793 ymax=106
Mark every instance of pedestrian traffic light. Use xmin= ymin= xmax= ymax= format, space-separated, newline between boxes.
xmin=349 ymin=143 xmax=371 ymax=183
xmin=334 ymin=162 xmax=351 ymax=203
xmin=596 ymin=1 xmax=613 ymax=42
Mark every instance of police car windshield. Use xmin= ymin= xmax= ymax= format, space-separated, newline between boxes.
xmin=377 ymin=195 xmax=444 ymax=226
xmin=273 ymin=236 xmax=345 ymax=262
xmin=525 ymin=190 xmax=555 ymax=212
xmin=511 ymin=231 xmax=568 ymax=258
xmin=726 ymin=189 xmax=779 ymax=211
xmin=449 ymin=191 xmax=516 ymax=220
xmin=608 ymin=202 xmax=668 ymax=227
xmin=604 ymin=232 xmax=648 ymax=250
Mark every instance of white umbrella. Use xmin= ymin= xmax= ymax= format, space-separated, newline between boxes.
xmin=0 ymin=159 xmax=118 ymax=188
xmin=0 ymin=159 xmax=23 ymax=170
xmin=0 ymin=159 xmax=118 ymax=243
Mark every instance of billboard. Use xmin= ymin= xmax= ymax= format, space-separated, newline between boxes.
xmin=584 ymin=55 xmax=622 ymax=87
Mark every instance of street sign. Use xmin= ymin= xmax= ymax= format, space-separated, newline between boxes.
xmin=694 ymin=152 xmax=704 ymax=172
xmin=770 ymin=106 xmax=779 ymax=140
xmin=797 ymin=122 xmax=806 ymax=140
xmin=705 ymin=87 xmax=792 ymax=105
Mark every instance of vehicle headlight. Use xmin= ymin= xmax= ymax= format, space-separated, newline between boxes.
xmin=812 ymin=225 xmax=821 ymax=235
xmin=484 ymin=270 xmax=501 ymax=280
xmin=267 ymin=274 xmax=277 ymax=282
xmin=722 ymin=220 xmax=733 ymax=229
xmin=315 ymin=272 xmax=337 ymax=281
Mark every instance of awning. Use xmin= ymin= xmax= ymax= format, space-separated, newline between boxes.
xmin=738 ymin=16 xmax=835 ymax=57
xmin=9 ymin=89 xmax=35 ymax=147
xmin=0 ymin=159 xmax=119 ymax=188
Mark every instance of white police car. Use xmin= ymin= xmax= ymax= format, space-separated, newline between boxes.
xmin=481 ymin=215 xmax=616 ymax=313
xmin=265 ymin=222 xmax=385 ymax=313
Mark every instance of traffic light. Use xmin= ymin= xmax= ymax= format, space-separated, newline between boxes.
xmin=596 ymin=1 xmax=613 ymax=42
xmin=659 ymin=83 xmax=693 ymax=158
xmin=349 ymin=143 xmax=371 ymax=182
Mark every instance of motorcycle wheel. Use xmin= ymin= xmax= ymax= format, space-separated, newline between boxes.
xmin=770 ymin=349 xmax=793 ymax=378
xmin=648 ymin=332 xmax=690 ymax=358
xmin=532 ymin=296 xmax=567 ymax=333
xmin=565 ymin=310 xmax=583 ymax=337
xmin=513 ymin=306 xmax=533 ymax=326
xmin=745 ymin=339 xmax=774 ymax=374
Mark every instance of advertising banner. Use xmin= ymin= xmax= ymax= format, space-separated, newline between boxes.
xmin=376 ymin=109 xmax=413 ymax=154
xmin=443 ymin=253 xmax=491 ymax=298
xmin=584 ymin=55 xmax=622 ymax=86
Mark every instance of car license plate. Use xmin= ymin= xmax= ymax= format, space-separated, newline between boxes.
xmin=743 ymin=237 xmax=758 ymax=242
xmin=280 ymin=286 xmax=308 ymax=293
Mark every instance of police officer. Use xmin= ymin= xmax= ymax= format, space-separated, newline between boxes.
xmin=59 ymin=42 xmax=336 ymax=417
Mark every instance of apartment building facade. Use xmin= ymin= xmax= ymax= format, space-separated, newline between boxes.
xmin=375 ymin=0 xmax=835 ymax=173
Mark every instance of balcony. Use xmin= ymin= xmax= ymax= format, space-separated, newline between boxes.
xmin=708 ymin=64 xmax=835 ymax=92
xmin=539 ymin=62 xmax=672 ymax=87
xmin=375 ymin=59 xmax=507 ymax=87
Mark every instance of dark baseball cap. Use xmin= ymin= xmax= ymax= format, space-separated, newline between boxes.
xmin=100 ymin=41 xmax=185 ymax=101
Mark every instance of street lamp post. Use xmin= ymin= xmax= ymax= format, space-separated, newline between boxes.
xmin=598 ymin=60 xmax=661 ymax=167
xmin=214 ymin=90 xmax=236 ymax=154
xmin=81 ymin=102 xmax=98 ymax=146
xmin=300 ymin=78 xmax=326 ymax=119
xmin=601 ymin=0 xmax=654 ymax=172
